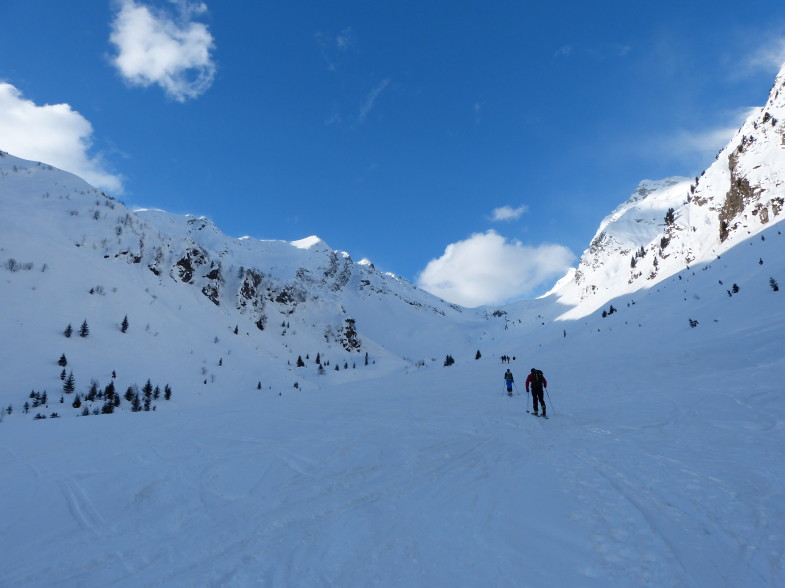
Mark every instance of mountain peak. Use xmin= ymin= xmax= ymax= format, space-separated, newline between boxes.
xmin=551 ymin=63 xmax=785 ymax=318
xmin=291 ymin=235 xmax=328 ymax=250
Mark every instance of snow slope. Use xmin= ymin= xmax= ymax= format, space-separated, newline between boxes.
xmin=551 ymin=64 xmax=785 ymax=320
xmin=2 ymin=225 xmax=784 ymax=585
xmin=2 ymin=64 xmax=785 ymax=588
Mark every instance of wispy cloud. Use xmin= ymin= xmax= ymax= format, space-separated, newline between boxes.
xmin=491 ymin=205 xmax=528 ymax=222
xmin=356 ymin=78 xmax=391 ymax=126
xmin=417 ymin=230 xmax=575 ymax=307
xmin=653 ymin=106 xmax=760 ymax=167
xmin=336 ymin=27 xmax=356 ymax=52
xmin=741 ymin=37 xmax=785 ymax=75
xmin=555 ymin=43 xmax=631 ymax=60
xmin=0 ymin=83 xmax=123 ymax=192
xmin=316 ymin=26 xmax=357 ymax=72
xmin=109 ymin=0 xmax=216 ymax=102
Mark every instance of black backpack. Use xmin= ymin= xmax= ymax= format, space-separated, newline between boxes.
xmin=531 ymin=369 xmax=545 ymax=392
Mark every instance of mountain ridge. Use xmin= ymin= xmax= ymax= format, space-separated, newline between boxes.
xmin=3 ymin=62 xmax=785 ymax=407
xmin=548 ymin=64 xmax=785 ymax=318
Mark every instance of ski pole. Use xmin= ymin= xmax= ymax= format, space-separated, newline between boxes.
xmin=545 ymin=387 xmax=555 ymax=415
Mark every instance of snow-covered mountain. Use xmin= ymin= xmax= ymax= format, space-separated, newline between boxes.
xmin=1 ymin=65 xmax=785 ymax=587
xmin=0 ymin=149 xmax=490 ymax=411
xmin=550 ymin=66 xmax=785 ymax=318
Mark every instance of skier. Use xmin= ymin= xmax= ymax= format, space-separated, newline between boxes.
xmin=525 ymin=368 xmax=548 ymax=416
xmin=504 ymin=369 xmax=514 ymax=397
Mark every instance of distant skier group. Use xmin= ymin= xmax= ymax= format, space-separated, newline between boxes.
xmin=504 ymin=367 xmax=549 ymax=417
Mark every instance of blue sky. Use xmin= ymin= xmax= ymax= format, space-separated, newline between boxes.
xmin=2 ymin=1 xmax=784 ymax=306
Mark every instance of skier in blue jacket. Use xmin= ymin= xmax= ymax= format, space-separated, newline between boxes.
xmin=504 ymin=369 xmax=514 ymax=397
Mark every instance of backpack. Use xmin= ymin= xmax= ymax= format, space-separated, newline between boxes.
xmin=531 ymin=369 xmax=544 ymax=391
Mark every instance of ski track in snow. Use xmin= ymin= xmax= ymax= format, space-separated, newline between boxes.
xmin=4 ymin=371 xmax=783 ymax=587
xmin=2 ymin=152 xmax=785 ymax=586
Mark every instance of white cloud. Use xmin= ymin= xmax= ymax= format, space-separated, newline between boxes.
xmin=417 ymin=230 xmax=576 ymax=307
xmin=109 ymin=0 xmax=216 ymax=102
xmin=491 ymin=205 xmax=528 ymax=222
xmin=357 ymin=78 xmax=390 ymax=125
xmin=742 ymin=37 xmax=785 ymax=75
xmin=0 ymin=83 xmax=123 ymax=192
xmin=316 ymin=26 xmax=357 ymax=72
xmin=336 ymin=27 xmax=356 ymax=52
xmin=655 ymin=106 xmax=760 ymax=165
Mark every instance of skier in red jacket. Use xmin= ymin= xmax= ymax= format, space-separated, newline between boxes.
xmin=525 ymin=368 xmax=548 ymax=417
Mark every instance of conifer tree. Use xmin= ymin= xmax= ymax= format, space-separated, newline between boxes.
xmin=79 ymin=320 xmax=89 ymax=337
xmin=58 ymin=354 xmax=68 ymax=367
xmin=164 ymin=384 xmax=172 ymax=400
xmin=121 ymin=315 xmax=129 ymax=333
xmin=64 ymin=324 xmax=73 ymax=338
xmin=72 ymin=395 xmax=82 ymax=409
xmin=63 ymin=372 xmax=76 ymax=394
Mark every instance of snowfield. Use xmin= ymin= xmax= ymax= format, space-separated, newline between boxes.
xmin=3 ymin=60 xmax=785 ymax=584
xmin=3 ymin=225 xmax=784 ymax=586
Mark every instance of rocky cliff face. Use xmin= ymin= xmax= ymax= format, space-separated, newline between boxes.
xmin=550 ymin=63 xmax=785 ymax=317
xmin=0 ymin=149 xmax=478 ymax=368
